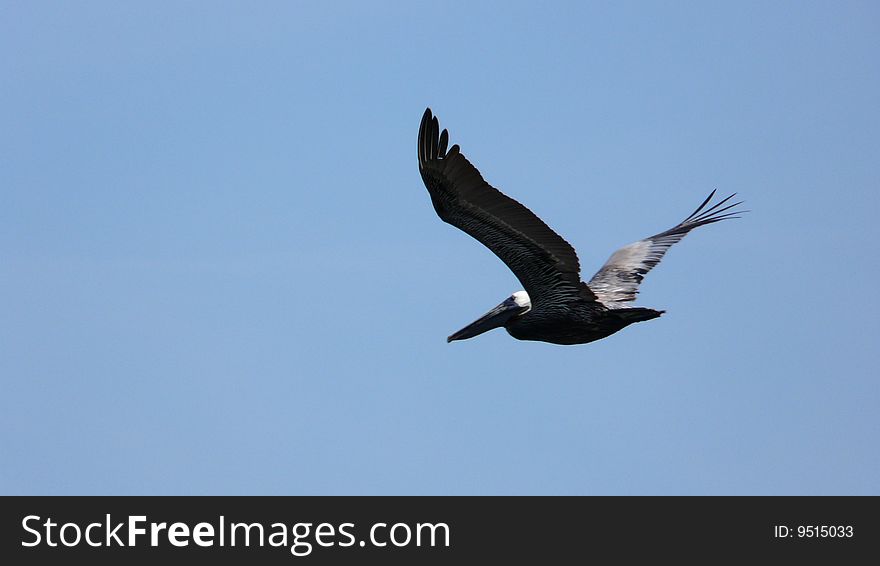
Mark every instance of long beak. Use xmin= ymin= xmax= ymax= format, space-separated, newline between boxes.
xmin=447 ymin=298 xmax=526 ymax=343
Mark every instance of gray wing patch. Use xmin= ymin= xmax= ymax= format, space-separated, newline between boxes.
xmin=588 ymin=191 xmax=744 ymax=306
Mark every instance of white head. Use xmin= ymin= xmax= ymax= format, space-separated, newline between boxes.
xmin=511 ymin=290 xmax=531 ymax=311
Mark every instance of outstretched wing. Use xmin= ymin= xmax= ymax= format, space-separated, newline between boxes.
xmin=588 ymin=191 xmax=744 ymax=307
xmin=417 ymin=108 xmax=595 ymax=307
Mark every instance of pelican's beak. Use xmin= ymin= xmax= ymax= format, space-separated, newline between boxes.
xmin=447 ymin=297 xmax=527 ymax=343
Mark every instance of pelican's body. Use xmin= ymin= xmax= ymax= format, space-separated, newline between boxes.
xmin=417 ymin=108 xmax=743 ymax=345
xmin=505 ymin=299 xmax=659 ymax=345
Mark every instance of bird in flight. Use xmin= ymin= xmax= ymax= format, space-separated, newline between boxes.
xmin=417 ymin=108 xmax=744 ymax=345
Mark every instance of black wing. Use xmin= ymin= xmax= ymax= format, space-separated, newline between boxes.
xmin=417 ymin=108 xmax=595 ymax=307
xmin=588 ymin=190 xmax=744 ymax=306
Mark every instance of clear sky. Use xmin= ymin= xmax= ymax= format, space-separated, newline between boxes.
xmin=2 ymin=2 xmax=878 ymax=495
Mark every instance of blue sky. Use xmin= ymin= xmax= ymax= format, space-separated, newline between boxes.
xmin=2 ymin=2 xmax=877 ymax=494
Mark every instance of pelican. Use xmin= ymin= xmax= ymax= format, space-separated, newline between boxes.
xmin=417 ymin=108 xmax=744 ymax=345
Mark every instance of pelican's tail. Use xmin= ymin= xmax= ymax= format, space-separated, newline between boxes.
xmin=612 ymin=307 xmax=664 ymax=325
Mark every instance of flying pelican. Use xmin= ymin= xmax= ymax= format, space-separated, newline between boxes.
xmin=417 ymin=108 xmax=744 ymax=345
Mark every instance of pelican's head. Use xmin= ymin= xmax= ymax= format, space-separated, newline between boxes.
xmin=447 ymin=291 xmax=531 ymax=342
